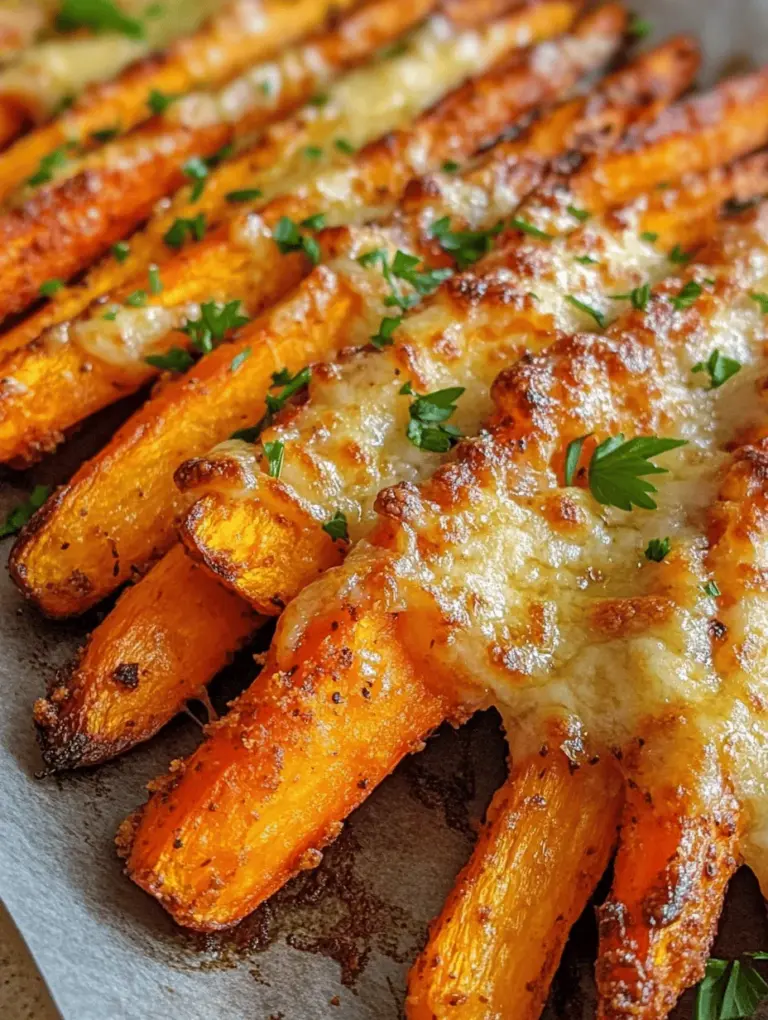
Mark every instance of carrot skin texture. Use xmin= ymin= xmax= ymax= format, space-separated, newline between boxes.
xmin=120 ymin=605 xmax=451 ymax=930
xmin=33 ymin=544 xmax=261 ymax=771
xmin=596 ymin=766 xmax=741 ymax=1019
xmin=0 ymin=0 xmax=356 ymax=205
xmin=0 ymin=0 xmax=437 ymax=322
xmin=9 ymin=267 xmax=368 ymax=617
xmin=407 ymin=753 xmax=622 ymax=1019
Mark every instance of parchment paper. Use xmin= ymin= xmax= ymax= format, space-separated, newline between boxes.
xmin=4 ymin=4 xmax=768 ymax=1018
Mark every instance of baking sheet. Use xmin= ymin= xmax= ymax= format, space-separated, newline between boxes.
xmin=4 ymin=3 xmax=768 ymax=1017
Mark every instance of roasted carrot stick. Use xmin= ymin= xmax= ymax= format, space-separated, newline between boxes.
xmin=8 ymin=8 xmax=612 ymax=618
xmin=33 ymin=544 xmax=260 ymax=772
xmin=0 ymin=0 xmax=357 ymax=203
xmin=596 ymin=751 xmax=741 ymax=1018
xmin=0 ymin=0 xmax=587 ymax=467
xmin=28 ymin=12 xmax=650 ymax=771
xmin=407 ymin=751 xmax=622 ymax=1019
xmin=119 ymin=602 xmax=452 ymax=930
xmin=0 ymin=0 xmax=438 ymax=320
xmin=179 ymin=148 xmax=768 ymax=614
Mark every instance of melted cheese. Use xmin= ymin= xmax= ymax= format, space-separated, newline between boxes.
xmin=0 ymin=0 xmax=223 ymax=119
xmin=280 ymin=210 xmax=768 ymax=892
xmin=203 ymin=194 xmax=672 ymax=538
xmin=68 ymin=14 xmax=537 ymax=369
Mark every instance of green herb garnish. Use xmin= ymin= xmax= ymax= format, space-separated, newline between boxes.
xmin=39 ymin=279 xmax=63 ymax=298
xmin=57 ymin=0 xmax=144 ymax=38
xmin=566 ymin=295 xmax=606 ymax=328
xmin=163 ymin=213 xmax=206 ymax=249
xmin=509 ymin=216 xmax=553 ymax=241
xmin=322 ymin=510 xmax=349 ymax=542
xmin=645 ymin=537 xmax=670 ymax=562
xmin=183 ymin=300 xmax=250 ymax=354
xmin=692 ymin=348 xmax=741 ymax=389
xmin=406 ymin=386 xmax=464 ymax=452
xmin=0 ymin=485 xmax=51 ymax=539
xmin=429 ymin=216 xmax=502 ymax=270
xmin=586 ymin=434 xmax=687 ymax=511
xmin=145 ymin=348 xmax=194 ymax=373
xmin=263 ymin=439 xmax=284 ymax=477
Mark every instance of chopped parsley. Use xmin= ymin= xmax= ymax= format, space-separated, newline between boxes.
xmin=429 ymin=216 xmax=502 ymax=270
xmin=692 ymin=348 xmax=741 ymax=389
xmin=610 ymin=283 xmax=651 ymax=310
xmin=669 ymin=244 xmax=693 ymax=264
xmin=308 ymin=92 xmax=328 ymax=107
xmin=585 ymin=434 xmax=687 ymax=511
xmin=145 ymin=348 xmax=194 ymax=373
xmin=509 ymin=216 xmax=553 ymax=241
xmin=750 ymin=291 xmax=768 ymax=313
xmin=226 ymin=188 xmax=263 ymax=204
xmin=124 ymin=290 xmax=147 ymax=308
xmin=563 ymin=434 xmax=590 ymax=486
xmin=566 ymin=204 xmax=590 ymax=222
xmin=90 ymin=126 xmax=119 ymax=144
xmin=702 ymin=580 xmax=721 ymax=597
xmin=229 ymin=347 xmax=252 ymax=373
xmin=147 ymin=89 xmax=177 ymax=115
xmin=334 ymin=138 xmax=355 ymax=155
xmin=322 ymin=510 xmax=349 ymax=542
xmin=56 ymin=0 xmax=144 ymax=38
xmin=640 ymin=231 xmax=659 ymax=243
xmin=263 ymin=439 xmax=284 ymax=478
xmin=183 ymin=156 xmax=210 ymax=202
xmin=359 ymin=248 xmax=452 ymax=311
xmin=111 ymin=241 xmax=130 ymax=262
xmin=183 ymin=300 xmax=250 ymax=354
xmin=628 ymin=14 xmax=652 ymax=39
xmin=27 ymin=144 xmax=76 ymax=188
xmin=695 ymin=954 xmax=768 ymax=1020
xmin=370 ymin=315 xmax=401 ymax=349
xmin=406 ymin=386 xmax=464 ymax=453
xmin=303 ymin=145 xmax=323 ymax=160
xmin=164 ymin=213 xmax=206 ymax=249
xmin=441 ymin=160 xmax=460 ymax=173
xmin=148 ymin=265 xmax=162 ymax=295
xmin=645 ymin=537 xmax=670 ymax=562
xmin=39 ymin=278 xmax=63 ymax=298
xmin=670 ymin=280 xmax=702 ymax=310
xmin=574 ymin=255 xmax=599 ymax=265
xmin=0 ymin=485 xmax=51 ymax=539
xmin=566 ymin=295 xmax=606 ymax=329
xmin=272 ymin=215 xmax=325 ymax=265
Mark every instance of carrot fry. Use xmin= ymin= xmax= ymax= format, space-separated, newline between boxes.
xmin=33 ymin=544 xmax=261 ymax=772
xmin=180 ymin=145 xmax=768 ymax=615
xmin=407 ymin=752 xmax=622 ymax=1019
xmin=119 ymin=602 xmax=452 ymax=930
xmin=0 ymin=0 xmax=357 ymax=204
xmin=0 ymin=0 xmax=587 ymax=467
xmin=25 ymin=6 xmax=632 ymax=772
xmin=7 ymin=8 xmax=610 ymax=618
xmin=0 ymin=0 xmax=437 ymax=319
xmin=596 ymin=754 xmax=741 ymax=1018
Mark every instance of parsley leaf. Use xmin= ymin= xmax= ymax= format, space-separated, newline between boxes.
xmin=441 ymin=160 xmax=460 ymax=173
xmin=370 ymin=315 xmax=401 ymax=349
xmin=628 ymin=14 xmax=652 ymax=38
xmin=695 ymin=956 xmax=768 ymax=1019
xmin=27 ymin=144 xmax=76 ymax=187
xmin=39 ymin=278 xmax=63 ymax=298
xmin=263 ymin=439 xmax=284 ymax=478
xmin=145 ymin=348 xmax=194 ymax=373
xmin=183 ymin=156 xmax=209 ymax=202
xmin=164 ymin=213 xmax=206 ymax=249
xmin=750 ymin=292 xmax=768 ymax=313
xmin=226 ymin=188 xmax=262 ymax=203
xmin=57 ymin=0 xmax=144 ymax=38
xmin=574 ymin=254 xmax=599 ymax=265
xmin=303 ymin=145 xmax=323 ymax=160
xmin=587 ymin=434 xmax=687 ymax=511
xmin=702 ymin=580 xmax=721 ymax=598
xmin=429 ymin=216 xmax=502 ymax=270
xmin=322 ymin=510 xmax=349 ymax=542
xmin=567 ymin=204 xmax=590 ymax=222
xmin=566 ymin=295 xmax=606 ymax=329
xmin=147 ymin=89 xmax=177 ymax=115
xmin=640 ymin=231 xmax=659 ymax=243
xmin=124 ymin=289 xmax=147 ymax=308
xmin=230 ymin=347 xmax=251 ymax=372
xmin=111 ymin=241 xmax=130 ymax=262
xmin=272 ymin=216 xmax=324 ymax=265
xmin=0 ymin=485 xmax=51 ymax=539
xmin=669 ymin=244 xmax=692 ymax=264
xmin=406 ymin=386 xmax=464 ymax=453
xmin=183 ymin=300 xmax=249 ymax=354
xmin=692 ymin=348 xmax=741 ymax=389
xmin=509 ymin=216 xmax=553 ymax=241
xmin=645 ymin=537 xmax=670 ymax=562
xmin=90 ymin=126 xmax=119 ymax=143
xmin=564 ymin=434 xmax=590 ymax=486
xmin=670 ymin=280 xmax=702 ymax=310
xmin=148 ymin=265 xmax=162 ymax=295
xmin=610 ymin=283 xmax=651 ymax=310
xmin=359 ymin=248 xmax=451 ymax=310
xmin=334 ymin=138 xmax=355 ymax=155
